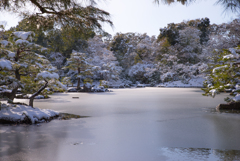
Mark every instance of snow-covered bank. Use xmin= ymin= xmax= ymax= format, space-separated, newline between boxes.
xmin=157 ymin=77 xmax=204 ymax=88
xmin=0 ymin=103 xmax=59 ymax=124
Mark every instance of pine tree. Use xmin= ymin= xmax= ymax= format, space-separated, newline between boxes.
xmin=202 ymin=47 xmax=240 ymax=102
xmin=0 ymin=30 xmax=66 ymax=107
xmin=65 ymin=51 xmax=92 ymax=89
xmin=0 ymin=0 xmax=112 ymax=34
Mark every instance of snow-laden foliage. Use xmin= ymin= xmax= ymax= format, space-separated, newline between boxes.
xmin=0 ymin=30 xmax=66 ymax=107
xmin=202 ymin=46 xmax=240 ymax=101
xmin=65 ymin=51 xmax=92 ymax=89
xmin=63 ymin=36 xmax=123 ymax=87
xmin=160 ymin=62 xmax=208 ymax=83
xmin=48 ymin=52 xmax=65 ymax=69
xmin=86 ymin=36 xmax=122 ymax=81
xmin=0 ymin=59 xmax=12 ymax=70
xmin=128 ymin=61 xmax=159 ymax=84
xmin=37 ymin=71 xmax=59 ymax=79
xmin=12 ymin=31 xmax=35 ymax=40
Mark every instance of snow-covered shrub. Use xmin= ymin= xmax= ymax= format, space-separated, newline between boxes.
xmin=48 ymin=52 xmax=65 ymax=69
xmin=128 ymin=61 xmax=159 ymax=84
xmin=202 ymin=46 xmax=240 ymax=101
xmin=99 ymin=80 xmax=109 ymax=88
xmin=86 ymin=36 xmax=123 ymax=82
xmin=65 ymin=51 xmax=92 ymax=89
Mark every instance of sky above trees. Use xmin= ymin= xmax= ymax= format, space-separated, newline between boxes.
xmin=0 ymin=0 xmax=239 ymax=36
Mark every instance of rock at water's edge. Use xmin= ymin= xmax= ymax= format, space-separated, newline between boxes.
xmin=216 ymin=102 xmax=240 ymax=110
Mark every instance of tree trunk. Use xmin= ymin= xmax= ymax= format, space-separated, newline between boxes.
xmin=29 ymin=97 xmax=34 ymax=107
xmin=6 ymin=69 xmax=21 ymax=102
xmin=77 ymin=67 xmax=81 ymax=89
xmin=77 ymin=78 xmax=80 ymax=89
xmin=29 ymin=80 xmax=48 ymax=107
xmin=8 ymin=87 xmax=18 ymax=102
xmin=7 ymin=69 xmax=21 ymax=102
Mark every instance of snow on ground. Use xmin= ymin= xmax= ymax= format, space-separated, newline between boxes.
xmin=0 ymin=103 xmax=59 ymax=124
xmin=136 ymin=84 xmax=146 ymax=87
xmin=157 ymin=77 xmax=204 ymax=88
xmin=92 ymin=86 xmax=107 ymax=92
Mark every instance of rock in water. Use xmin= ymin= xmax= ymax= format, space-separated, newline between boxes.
xmin=216 ymin=102 xmax=240 ymax=110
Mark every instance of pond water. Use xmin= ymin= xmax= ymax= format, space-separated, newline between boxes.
xmin=1 ymin=88 xmax=240 ymax=161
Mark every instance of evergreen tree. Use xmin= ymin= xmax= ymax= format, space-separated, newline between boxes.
xmin=202 ymin=47 xmax=240 ymax=102
xmin=0 ymin=0 xmax=112 ymax=34
xmin=65 ymin=51 xmax=92 ymax=89
xmin=0 ymin=30 xmax=66 ymax=107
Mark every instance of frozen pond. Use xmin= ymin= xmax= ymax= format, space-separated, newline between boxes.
xmin=1 ymin=88 xmax=240 ymax=161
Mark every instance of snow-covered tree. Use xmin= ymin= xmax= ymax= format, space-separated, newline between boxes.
xmin=65 ymin=51 xmax=92 ymax=89
xmin=109 ymin=33 xmax=159 ymax=80
xmin=86 ymin=36 xmax=122 ymax=82
xmin=62 ymin=77 xmax=71 ymax=87
xmin=202 ymin=47 xmax=240 ymax=102
xmin=0 ymin=31 xmax=66 ymax=107
xmin=0 ymin=31 xmax=37 ymax=100
xmin=0 ymin=0 xmax=112 ymax=36
xmin=175 ymin=27 xmax=202 ymax=64
xmin=128 ymin=61 xmax=159 ymax=84
xmin=48 ymin=52 xmax=65 ymax=69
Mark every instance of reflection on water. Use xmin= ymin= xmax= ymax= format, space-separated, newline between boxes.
xmin=0 ymin=119 xmax=91 ymax=161
xmin=159 ymin=147 xmax=240 ymax=161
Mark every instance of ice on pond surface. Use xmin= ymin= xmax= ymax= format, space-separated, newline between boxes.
xmin=158 ymin=147 xmax=240 ymax=161
xmin=1 ymin=88 xmax=240 ymax=161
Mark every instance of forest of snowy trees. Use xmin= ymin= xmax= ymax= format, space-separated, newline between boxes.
xmin=1 ymin=16 xmax=240 ymax=107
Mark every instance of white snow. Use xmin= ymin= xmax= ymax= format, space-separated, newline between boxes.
xmin=229 ymin=48 xmax=237 ymax=55
xmin=92 ymin=86 xmax=107 ymax=92
xmin=25 ymin=94 xmax=44 ymax=99
xmin=0 ymin=89 xmax=12 ymax=93
xmin=232 ymin=94 xmax=240 ymax=102
xmin=223 ymin=54 xmax=235 ymax=59
xmin=57 ymin=81 xmax=67 ymax=91
xmin=35 ymin=62 xmax=43 ymax=68
xmin=15 ymin=39 xmax=29 ymax=45
xmin=84 ymin=82 xmax=92 ymax=88
xmin=37 ymin=71 xmax=59 ymax=79
xmin=48 ymin=66 xmax=57 ymax=72
xmin=209 ymin=89 xmax=217 ymax=97
xmin=8 ymin=51 xmax=15 ymax=58
xmin=157 ymin=77 xmax=204 ymax=88
xmin=41 ymin=47 xmax=48 ymax=52
xmin=212 ymin=65 xmax=228 ymax=73
xmin=0 ymin=40 xmax=10 ymax=47
xmin=35 ymin=95 xmax=45 ymax=99
xmin=0 ymin=103 xmax=59 ymax=124
xmin=161 ymin=72 xmax=174 ymax=81
xmin=0 ymin=59 xmax=12 ymax=70
xmin=137 ymin=84 xmax=146 ymax=87
xmin=13 ymin=31 xmax=34 ymax=40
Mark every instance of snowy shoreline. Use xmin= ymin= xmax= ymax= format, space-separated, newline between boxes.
xmin=0 ymin=79 xmax=204 ymax=125
xmin=0 ymin=103 xmax=59 ymax=124
xmin=157 ymin=86 xmax=203 ymax=88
